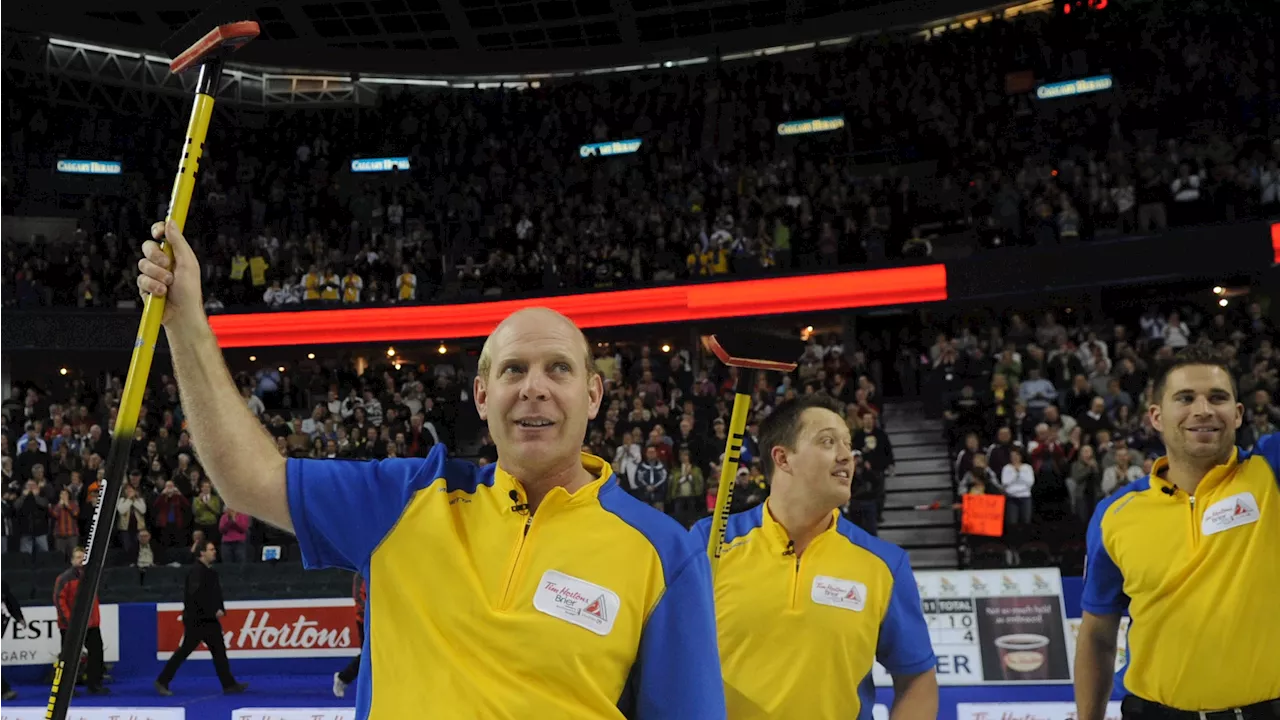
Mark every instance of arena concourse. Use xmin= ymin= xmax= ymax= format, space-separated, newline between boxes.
xmin=2 ymin=0 xmax=1278 ymax=718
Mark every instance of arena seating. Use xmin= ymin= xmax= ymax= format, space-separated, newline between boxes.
xmin=3 ymin=0 xmax=1277 ymax=311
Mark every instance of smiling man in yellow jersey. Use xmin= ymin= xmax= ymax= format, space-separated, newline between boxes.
xmin=135 ymin=221 xmax=725 ymax=719
xmin=693 ymin=394 xmax=939 ymax=720
xmin=1076 ymin=346 xmax=1280 ymax=720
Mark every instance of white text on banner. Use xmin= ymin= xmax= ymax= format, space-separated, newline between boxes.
xmin=1 ymin=605 xmax=120 ymax=667
xmin=873 ymin=568 xmax=1072 ymax=686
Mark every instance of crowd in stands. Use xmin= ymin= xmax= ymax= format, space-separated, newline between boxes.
xmin=2 ymin=290 xmax=1275 ymax=591
xmin=2 ymin=321 xmax=896 ymax=576
xmin=4 ymin=0 xmax=1279 ymax=311
xmin=936 ymin=300 xmax=1277 ymax=531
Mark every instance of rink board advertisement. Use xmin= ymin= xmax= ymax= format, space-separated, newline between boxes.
xmin=0 ymin=709 xmax=184 ymax=720
xmin=874 ymin=568 xmax=1072 ymax=686
xmin=1 ymin=604 xmax=121 ymax=667
xmin=956 ymin=702 xmax=1122 ymax=720
xmin=156 ymin=598 xmax=359 ymax=660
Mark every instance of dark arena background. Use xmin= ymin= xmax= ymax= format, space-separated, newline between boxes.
xmin=2 ymin=0 xmax=1278 ymax=717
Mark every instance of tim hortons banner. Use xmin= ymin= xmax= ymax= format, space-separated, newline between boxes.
xmin=156 ymin=598 xmax=359 ymax=660
xmin=0 ymin=709 xmax=183 ymax=720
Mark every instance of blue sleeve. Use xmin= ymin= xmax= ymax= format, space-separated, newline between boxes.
xmin=689 ymin=516 xmax=713 ymax=554
xmin=286 ymin=444 xmax=447 ymax=571
xmin=1080 ymin=498 xmax=1129 ymax=615
xmin=1251 ymin=433 xmax=1280 ymax=484
xmin=635 ymin=550 xmax=727 ymax=719
xmin=876 ymin=552 xmax=937 ymax=676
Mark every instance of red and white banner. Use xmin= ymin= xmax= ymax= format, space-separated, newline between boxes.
xmin=156 ymin=598 xmax=358 ymax=660
xmin=1 ymin=708 xmax=183 ymax=720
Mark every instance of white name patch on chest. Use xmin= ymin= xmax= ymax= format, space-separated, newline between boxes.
xmin=533 ymin=570 xmax=620 ymax=636
xmin=811 ymin=575 xmax=868 ymax=612
xmin=1200 ymin=492 xmax=1261 ymax=536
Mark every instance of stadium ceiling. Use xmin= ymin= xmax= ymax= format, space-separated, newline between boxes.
xmin=4 ymin=0 xmax=1014 ymax=78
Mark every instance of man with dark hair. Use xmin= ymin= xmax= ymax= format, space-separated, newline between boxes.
xmin=1076 ymin=347 xmax=1280 ymax=720
xmin=694 ymin=394 xmax=938 ymax=719
xmin=155 ymin=541 xmax=247 ymax=696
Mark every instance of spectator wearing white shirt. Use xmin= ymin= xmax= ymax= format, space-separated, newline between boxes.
xmin=300 ymin=404 xmax=327 ymax=439
xmin=1000 ymin=447 xmax=1035 ymax=526
xmin=240 ymin=386 xmax=265 ymax=418
xmin=263 ymin=280 xmax=291 ymax=308
xmin=1170 ymin=162 xmax=1204 ymax=225
xmin=1101 ymin=448 xmax=1143 ymax=496
xmin=361 ymin=390 xmax=383 ymax=427
xmin=1162 ymin=312 xmax=1190 ymax=349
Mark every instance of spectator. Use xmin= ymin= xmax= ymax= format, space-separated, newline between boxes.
xmin=115 ymin=481 xmax=147 ymax=556
xmin=15 ymin=479 xmax=50 ymax=554
xmin=1101 ymin=448 xmax=1143 ymax=496
xmin=150 ymin=480 xmax=186 ymax=550
xmin=633 ymin=445 xmax=669 ymax=511
xmin=958 ymin=453 xmax=1000 ymax=496
xmin=1001 ymin=447 xmax=1035 ymax=526
xmin=218 ymin=509 xmax=251 ymax=564
xmin=49 ymin=487 xmax=80 ymax=558
xmin=848 ymin=450 xmax=883 ymax=535
xmin=1068 ymin=445 xmax=1102 ymax=522
xmin=131 ymin=528 xmax=167 ymax=568
xmin=667 ymin=449 xmax=704 ymax=529
xmin=2 ymin=485 xmax=15 ymax=554
xmin=191 ymin=480 xmax=224 ymax=545
xmin=1018 ymin=368 xmax=1057 ymax=419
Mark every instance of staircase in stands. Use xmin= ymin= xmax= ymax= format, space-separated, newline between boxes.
xmin=877 ymin=400 xmax=960 ymax=569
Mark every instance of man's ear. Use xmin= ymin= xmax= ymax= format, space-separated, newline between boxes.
xmin=1148 ymin=403 xmax=1163 ymax=434
xmin=587 ymin=373 xmax=604 ymax=420
xmin=474 ymin=375 xmax=488 ymax=421
xmin=770 ymin=445 xmax=789 ymax=475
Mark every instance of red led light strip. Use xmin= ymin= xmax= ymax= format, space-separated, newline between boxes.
xmin=207 ymin=265 xmax=948 ymax=348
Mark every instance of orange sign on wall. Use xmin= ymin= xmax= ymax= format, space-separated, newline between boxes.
xmin=961 ymin=494 xmax=1006 ymax=537
xmin=208 ymin=265 xmax=947 ymax=348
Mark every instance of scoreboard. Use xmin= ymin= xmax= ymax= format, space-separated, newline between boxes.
xmin=873 ymin=567 xmax=1073 ymax=686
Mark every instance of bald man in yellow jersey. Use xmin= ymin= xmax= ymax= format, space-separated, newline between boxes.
xmin=1076 ymin=347 xmax=1280 ymax=720
xmin=694 ymin=394 xmax=938 ymax=719
xmin=136 ymin=221 xmax=726 ymax=719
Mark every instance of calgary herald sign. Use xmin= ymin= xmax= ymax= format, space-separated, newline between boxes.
xmin=156 ymin=598 xmax=359 ymax=660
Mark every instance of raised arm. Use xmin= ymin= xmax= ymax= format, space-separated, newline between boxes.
xmin=136 ymin=221 xmax=290 ymax=532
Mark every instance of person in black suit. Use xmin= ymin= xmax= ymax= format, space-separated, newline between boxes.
xmin=3 ymin=578 xmax=24 ymax=700
xmin=154 ymin=541 xmax=247 ymax=696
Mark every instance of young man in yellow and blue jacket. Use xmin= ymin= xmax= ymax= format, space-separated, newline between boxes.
xmin=694 ymin=394 xmax=938 ymax=719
